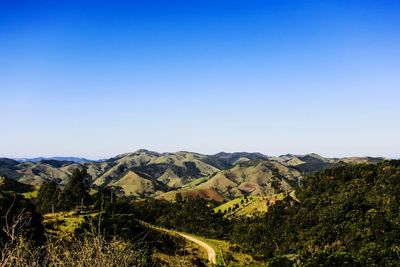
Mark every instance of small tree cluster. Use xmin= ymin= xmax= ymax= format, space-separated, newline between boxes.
xmin=36 ymin=168 xmax=90 ymax=213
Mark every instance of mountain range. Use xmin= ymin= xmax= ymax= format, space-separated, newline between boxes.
xmin=0 ymin=150 xmax=385 ymax=202
xmin=14 ymin=157 xmax=93 ymax=163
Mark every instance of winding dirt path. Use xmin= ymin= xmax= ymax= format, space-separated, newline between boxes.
xmin=178 ymin=233 xmax=217 ymax=265
xmin=139 ymin=221 xmax=217 ymax=265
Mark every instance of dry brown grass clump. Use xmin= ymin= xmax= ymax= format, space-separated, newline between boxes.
xmin=1 ymin=237 xmax=41 ymax=267
xmin=1 ymin=234 xmax=148 ymax=267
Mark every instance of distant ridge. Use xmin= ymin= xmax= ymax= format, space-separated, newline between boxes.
xmin=14 ymin=157 xmax=93 ymax=164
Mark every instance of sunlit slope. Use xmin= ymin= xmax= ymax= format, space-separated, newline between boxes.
xmin=109 ymin=171 xmax=166 ymax=197
xmin=158 ymin=160 xmax=301 ymax=202
xmin=93 ymin=150 xmax=219 ymax=188
xmin=195 ymin=160 xmax=301 ymax=198
xmin=215 ymin=193 xmax=286 ymax=218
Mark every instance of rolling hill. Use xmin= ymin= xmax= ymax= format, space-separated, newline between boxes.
xmin=92 ymin=150 xmax=219 ymax=189
xmin=109 ymin=171 xmax=167 ymax=197
xmin=275 ymin=153 xmax=385 ymax=173
xmin=0 ymin=150 xmax=386 ymax=200
xmin=0 ymin=158 xmax=85 ymax=185
xmin=158 ymin=160 xmax=302 ymax=202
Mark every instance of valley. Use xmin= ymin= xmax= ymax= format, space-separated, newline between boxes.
xmin=0 ymin=151 xmax=397 ymax=266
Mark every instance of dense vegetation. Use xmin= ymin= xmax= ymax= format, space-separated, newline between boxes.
xmin=230 ymin=160 xmax=400 ymax=266
xmin=127 ymin=195 xmax=230 ymax=239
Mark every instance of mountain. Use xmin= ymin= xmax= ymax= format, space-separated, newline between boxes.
xmin=0 ymin=175 xmax=33 ymax=193
xmin=202 ymin=152 xmax=268 ymax=169
xmin=0 ymin=158 xmax=84 ymax=185
xmin=0 ymin=151 xmax=387 ymax=200
xmin=158 ymin=160 xmax=302 ymax=202
xmin=339 ymin=156 xmax=385 ymax=164
xmin=0 ymin=158 xmax=22 ymax=180
xmin=274 ymin=153 xmax=385 ymax=173
xmin=15 ymin=157 xmax=93 ymax=164
xmin=93 ymin=149 xmax=219 ymax=189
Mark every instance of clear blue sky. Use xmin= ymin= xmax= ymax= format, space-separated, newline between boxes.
xmin=1 ymin=0 xmax=399 ymax=159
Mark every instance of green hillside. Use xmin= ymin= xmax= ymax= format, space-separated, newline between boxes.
xmin=215 ymin=193 xmax=286 ymax=218
xmin=109 ymin=170 xmax=167 ymax=197
xmin=186 ymin=160 xmax=301 ymax=200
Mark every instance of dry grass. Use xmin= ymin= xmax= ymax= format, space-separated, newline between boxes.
xmin=0 ymin=237 xmax=41 ymax=267
xmin=1 ymin=234 xmax=148 ymax=267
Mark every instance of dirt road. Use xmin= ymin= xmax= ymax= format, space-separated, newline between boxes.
xmin=178 ymin=233 xmax=217 ymax=265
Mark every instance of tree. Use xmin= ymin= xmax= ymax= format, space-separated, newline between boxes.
xmin=175 ymin=192 xmax=183 ymax=204
xmin=58 ymin=169 xmax=90 ymax=211
xmin=92 ymin=187 xmax=113 ymax=211
xmin=36 ymin=180 xmax=60 ymax=213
